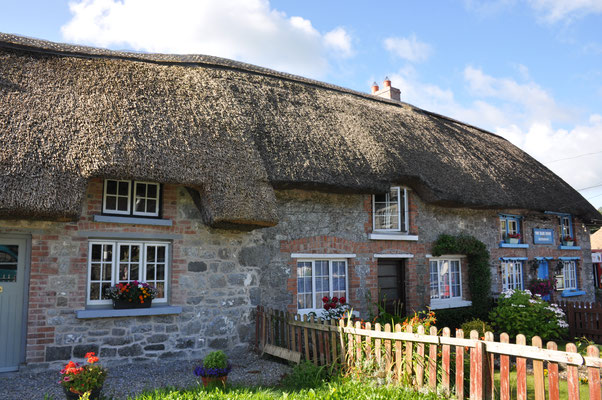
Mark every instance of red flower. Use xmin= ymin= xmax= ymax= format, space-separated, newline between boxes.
xmin=322 ymin=296 xmax=329 ymax=303
xmin=85 ymin=352 xmax=95 ymax=359
xmin=329 ymin=302 xmax=336 ymax=309
xmin=332 ymin=296 xmax=339 ymax=303
xmin=339 ymin=296 xmax=346 ymax=304
xmin=324 ymin=304 xmax=331 ymax=310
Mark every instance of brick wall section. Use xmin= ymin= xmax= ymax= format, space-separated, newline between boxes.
xmin=0 ymin=182 xmax=595 ymax=370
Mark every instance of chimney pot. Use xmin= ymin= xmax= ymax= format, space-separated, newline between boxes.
xmin=383 ymin=77 xmax=391 ymax=87
xmin=371 ymin=82 xmax=379 ymax=94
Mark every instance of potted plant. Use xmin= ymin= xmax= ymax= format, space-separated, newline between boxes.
xmin=105 ymin=280 xmax=158 ymax=309
xmin=194 ymin=350 xmax=231 ymax=387
xmin=505 ymin=233 xmax=521 ymax=244
xmin=59 ymin=352 xmax=107 ymax=400
xmin=562 ymin=235 xmax=574 ymax=246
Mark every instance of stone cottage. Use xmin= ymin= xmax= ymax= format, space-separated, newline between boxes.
xmin=0 ymin=33 xmax=599 ymax=372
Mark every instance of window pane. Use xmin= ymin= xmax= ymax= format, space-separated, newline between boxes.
xmin=439 ymin=260 xmax=450 ymax=299
xmin=156 ymin=264 xmax=165 ymax=280
xmin=102 ymin=245 xmax=112 ymax=262
xmin=91 ymin=244 xmax=102 ymax=261
xmin=106 ymin=180 xmax=117 ymax=195
xmin=155 ymin=282 xmax=165 ymax=298
xmin=102 ymin=263 xmax=112 ymax=280
xmin=118 ymin=181 xmax=129 ymax=196
xmin=430 ymin=261 xmax=439 ymax=299
xmin=90 ymin=263 xmax=100 ymax=280
xmin=118 ymin=197 xmax=129 ymax=211
xmin=90 ymin=283 xmax=100 ymax=300
xmin=136 ymin=183 xmax=146 ymax=197
xmin=147 ymin=200 xmax=157 ymax=213
xmin=101 ymin=282 xmax=112 ymax=299
xmin=146 ymin=264 xmax=155 ymax=280
xmin=135 ymin=198 xmax=145 ymax=212
xmin=450 ymin=260 xmax=461 ymax=297
xmin=157 ymin=246 xmax=165 ymax=262
xmin=147 ymin=246 xmax=156 ymax=262
xmin=148 ymin=184 xmax=157 ymax=198
xmin=105 ymin=196 xmax=117 ymax=211
xmin=297 ymin=261 xmax=312 ymax=309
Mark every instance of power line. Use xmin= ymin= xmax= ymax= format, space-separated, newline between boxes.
xmin=577 ymin=183 xmax=602 ymax=192
xmin=543 ymin=150 xmax=602 ymax=165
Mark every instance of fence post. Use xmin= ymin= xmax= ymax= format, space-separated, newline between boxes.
xmin=470 ymin=330 xmax=485 ymax=400
xmin=566 ymin=343 xmax=580 ymax=400
xmin=395 ymin=323 xmax=403 ymax=383
xmin=587 ymin=345 xmax=601 ymax=400
xmin=303 ymin=314 xmax=310 ymax=362
xmin=516 ymin=334 xmax=527 ymax=400
xmin=546 ymin=341 xmax=560 ymax=400
xmin=416 ymin=325 xmax=425 ymax=388
xmin=484 ymin=331 xmax=494 ymax=400
xmin=442 ymin=327 xmax=451 ymax=392
xmin=338 ymin=319 xmax=346 ymax=367
xmin=532 ymin=336 xmax=545 ymax=400
xmin=310 ymin=315 xmax=318 ymax=365
xmin=429 ymin=326 xmax=438 ymax=390
xmin=374 ymin=323 xmax=382 ymax=368
xmin=500 ymin=333 xmax=510 ymax=400
xmin=455 ymin=329 xmax=465 ymax=400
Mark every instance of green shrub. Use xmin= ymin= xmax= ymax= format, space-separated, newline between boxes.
xmin=281 ymin=361 xmax=328 ymax=390
xmin=461 ymin=318 xmax=493 ymax=338
xmin=489 ymin=289 xmax=568 ymax=341
xmin=434 ymin=307 xmax=476 ymax=331
xmin=432 ymin=234 xmax=492 ymax=319
xmin=203 ymin=350 xmax=228 ymax=369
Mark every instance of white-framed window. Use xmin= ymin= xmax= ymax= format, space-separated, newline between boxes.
xmin=561 ymin=260 xmax=577 ymax=290
xmin=297 ymin=259 xmax=348 ymax=313
xmin=87 ymin=241 xmax=169 ymax=305
xmin=501 ymin=260 xmax=524 ymax=291
xmin=102 ymin=179 xmax=160 ymax=217
xmin=429 ymin=258 xmax=462 ymax=302
xmin=103 ymin=180 xmax=131 ymax=215
xmin=373 ymin=187 xmax=408 ymax=232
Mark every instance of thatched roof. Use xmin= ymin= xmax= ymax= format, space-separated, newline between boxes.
xmin=1 ymin=33 xmax=600 ymax=228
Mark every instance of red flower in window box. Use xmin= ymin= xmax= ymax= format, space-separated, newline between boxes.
xmin=507 ymin=233 xmax=521 ymax=239
xmin=563 ymin=235 xmax=574 ymax=242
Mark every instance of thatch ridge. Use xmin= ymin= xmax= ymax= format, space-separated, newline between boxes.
xmin=1 ymin=33 xmax=599 ymax=226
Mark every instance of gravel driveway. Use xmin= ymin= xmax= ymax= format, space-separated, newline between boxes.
xmin=0 ymin=354 xmax=291 ymax=400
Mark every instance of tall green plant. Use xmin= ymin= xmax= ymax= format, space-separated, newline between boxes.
xmin=431 ymin=234 xmax=491 ymax=318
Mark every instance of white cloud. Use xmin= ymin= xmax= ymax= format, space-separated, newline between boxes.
xmin=61 ymin=0 xmax=353 ymax=78
xmin=383 ymin=34 xmax=432 ymax=63
xmin=527 ymin=0 xmax=602 ymax=22
xmin=324 ymin=27 xmax=353 ymax=58
xmin=386 ymin=65 xmax=602 ymax=207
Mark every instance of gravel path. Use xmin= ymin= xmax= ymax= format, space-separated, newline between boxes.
xmin=0 ymin=354 xmax=291 ymax=400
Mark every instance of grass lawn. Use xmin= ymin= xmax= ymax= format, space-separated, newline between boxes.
xmin=130 ymin=379 xmax=446 ymax=400
xmin=493 ymin=371 xmax=590 ymax=400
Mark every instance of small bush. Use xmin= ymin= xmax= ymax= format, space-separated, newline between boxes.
xmin=281 ymin=361 xmax=328 ymax=390
xmin=461 ymin=318 xmax=493 ymax=338
xmin=203 ymin=350 xmax=228 ymax=369
xmin=489 ymin=289 xmax=568 ymax=341
xmin=434 ymin=307 xmax=476 ymax=331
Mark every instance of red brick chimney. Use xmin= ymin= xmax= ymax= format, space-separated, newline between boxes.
xmin=372 ymin=77 xmax=400 ymax=101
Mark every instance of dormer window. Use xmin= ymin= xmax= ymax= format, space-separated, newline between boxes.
xmin=499 ymin=214 xmax=521 ymax=243
xmin=103 ymin=179 xmax=161 ymax=218
xmin=373 ymin=187 xmax=408 ymax=232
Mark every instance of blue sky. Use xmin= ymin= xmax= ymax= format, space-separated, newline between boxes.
xmin=2 ymin=0 xmax=602 ymax=210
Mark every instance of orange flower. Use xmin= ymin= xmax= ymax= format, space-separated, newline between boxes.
xmin=85 ymin=352 xmax=95 ymax=358
xmin=87 ymin=356 xmax=99 ymax=364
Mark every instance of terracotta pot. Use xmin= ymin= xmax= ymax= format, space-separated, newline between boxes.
xmin=63 ymin=386 xmax=102 ymax=400
xmin=201 ymin=375 xmax=228 ymax=387
xmin=112 ymin=298 xmax=152 ymax=309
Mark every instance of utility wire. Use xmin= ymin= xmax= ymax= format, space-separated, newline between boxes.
xmin=543 ymin=150 xmax=602 ymax=165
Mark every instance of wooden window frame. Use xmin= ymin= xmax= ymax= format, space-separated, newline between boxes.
xmin=501 ymin=260 xmax=524 ymax=291
xmin=429 ymin=257 xmax=463 ymax=302
xmin=372 ymin=187 xmax=408 ymax=233
xmin=296 ymin=259 xmax=349 ymax=315
xmin=87 ymin=240 xmax=169 ymax=306
xmin=102 ymin=179 xmax=162 ymax=218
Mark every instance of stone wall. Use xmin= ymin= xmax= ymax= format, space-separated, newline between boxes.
xmin=0 ymin=182 xmax=594 ymax=370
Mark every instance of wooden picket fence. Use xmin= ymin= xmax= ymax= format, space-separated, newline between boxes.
xmin=559 ymin=301 xmax=602 ymax=343
xmin=255 ymin=306 xmax=602 ymax=400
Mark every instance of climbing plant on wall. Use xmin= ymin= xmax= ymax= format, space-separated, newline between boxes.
xmin=431 ymin=234 xmax=492 ymax=318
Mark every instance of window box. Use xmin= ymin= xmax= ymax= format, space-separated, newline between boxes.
xmin=562 ymin=241 xmax=574 ymax=247
xmin=76 ymin=305 xmax=181 ymax=319
xmin=506 ymin=238 xmax=519 ymax=244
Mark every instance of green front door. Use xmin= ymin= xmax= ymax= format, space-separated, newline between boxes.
xmin=0 ymin=238 xmax=27 ymax=372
